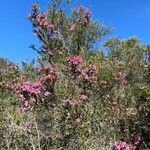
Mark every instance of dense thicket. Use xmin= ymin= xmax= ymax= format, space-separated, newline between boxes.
xmin=0 ymin=1 xmax=149 ymax=149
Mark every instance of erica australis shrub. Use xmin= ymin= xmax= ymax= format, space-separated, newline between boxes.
xmin=0 ymin=1 xmax=150 ymax=150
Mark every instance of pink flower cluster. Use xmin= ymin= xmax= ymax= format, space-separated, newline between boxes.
xmin=80 ymin=94 xmax=88 ymax=101
xmin=29 ymin=6 xmax=62 ymax=42
xmin=67 ymin=55 xmax=98 ymax=81
xmin=113 ymin=134 xmax=141 ymax=150
xmin=113 ymin=141 xmax=130 ymax=150
xmin=78 ymin=64 xmax=98 ymax=81
xmin=19 ymin=81 xmax=42 ymax=95
xmin=79 ymin=6 xmax=92 ymax=22
xmin=79 ymin=6 xmax=84 ymax=13
xmin=67 ymin=55 xmax=85 ymax=78
xmin=37 ymin=64 xmax=58 ymax=82
xmin=85 ymin=9 xmax=92 ymax=20
xmin=67 ymin=55 xmax=83 ymax=66
xmin=132 ymin=133 xmax=141 ymax=146
xmin=18 ymin=65 xmax=58 ymax=112
xmin=18 ymin=81 xmax=43 ymax=112
xmin=35 ymin=13 xmax=55 ymax=30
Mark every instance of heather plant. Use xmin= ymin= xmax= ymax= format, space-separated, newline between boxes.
xmin=0 ymin=1 xmax=150 ymax=150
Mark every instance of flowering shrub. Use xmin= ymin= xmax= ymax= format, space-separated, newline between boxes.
xmin=0 ymin=1 xmax=150 ymax=150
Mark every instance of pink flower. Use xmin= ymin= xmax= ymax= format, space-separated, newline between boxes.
xmin=38 ymin=65 xmax=58 ymax=82
xmin=132 ymin=133 xmax=141 ymax=146
xmin=24 ymin=101 xmax=29 ymax=107
xmin=121 ymin=142 xmax=130 ymax=150
xmin=78 ymin=64 xmax=97 ymax=81
xmin=80 ymin=94 xmax=88 ymax=101
xmin=113 ymin=141 xmax=130 ymax=150
xmin=78 ymin=70 xmax=88 ymax=80
xmin=85 ymin=8 xmax=92 ymax=19
xmin=76 ymin=118 xmax=81 ymax=123
xmin=79 ymin=5 xmax=84 ymax=13
xmin=20 ymin=107 xmax=27 ymax=113
xmin=19 ymin=94 xmax=25 ymax=100
xmin=44 ymin=91 xmax=51 ymax=96
xmin=67 ymin=55 xmax=83 ymax=65
xmin=35 ymin=13 xmax=56 ymax=31
xmin=19 ymin=81 xmax=42 ymax=95
xmin=113 ymin=141 xmax=121 ymax=150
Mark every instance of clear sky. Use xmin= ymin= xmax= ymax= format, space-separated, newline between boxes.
xmin=0 ymin=0 xmax=150 ymax=63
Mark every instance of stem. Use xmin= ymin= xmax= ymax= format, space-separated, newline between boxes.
xmin=34 ymin=114 xmax=41 ymax=150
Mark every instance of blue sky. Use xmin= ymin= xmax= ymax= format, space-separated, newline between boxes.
xmin=0 ymin=0 xmax=150 ymax=63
